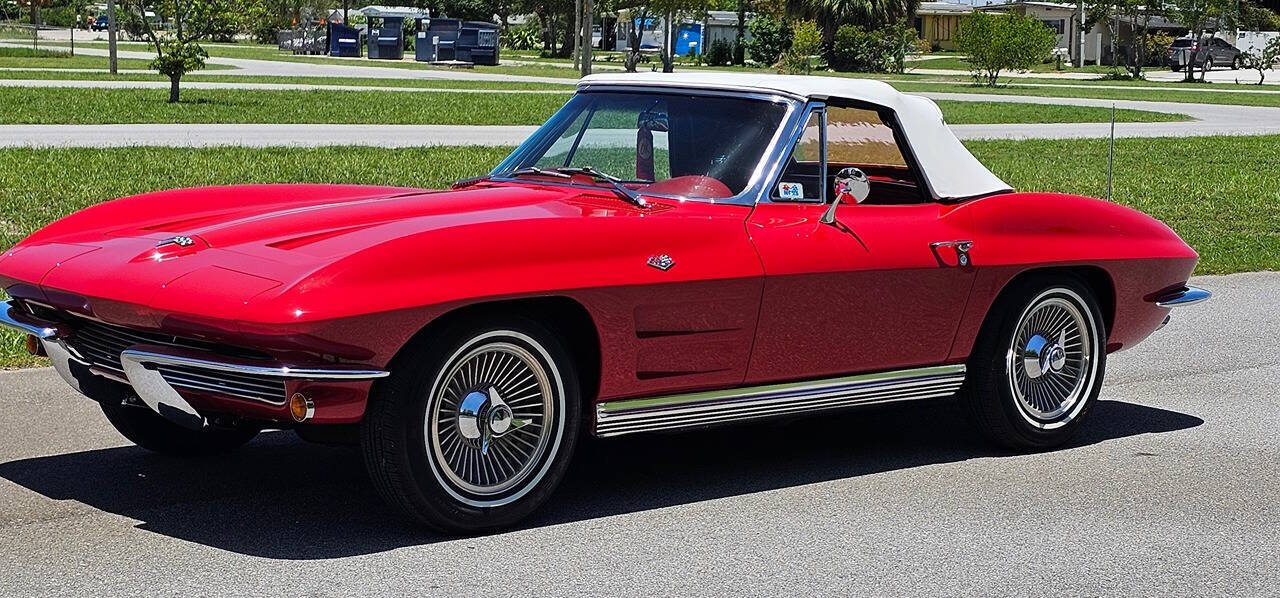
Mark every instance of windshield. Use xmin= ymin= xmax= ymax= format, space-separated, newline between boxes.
xmin=492 ymin=91 xmax=790 ymax=201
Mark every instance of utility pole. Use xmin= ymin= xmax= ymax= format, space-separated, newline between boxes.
xmin=107 ymin=0 xmax=118 ymax=75
xmin=1077 ymin=0 xmax=1085 ymax=67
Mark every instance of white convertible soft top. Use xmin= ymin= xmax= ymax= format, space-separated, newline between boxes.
xmin=579 ymin=72 xmax=1013 ymax=201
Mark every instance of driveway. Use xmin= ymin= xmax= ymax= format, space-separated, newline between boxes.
xmin=0 ymin=271 xmax=1277 ymax=595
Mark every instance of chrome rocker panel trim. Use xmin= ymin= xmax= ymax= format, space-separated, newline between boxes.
xmin=595 ymin=364 xmax=966 ymax=438
xmin=1154 ymin=285 xmax=1211 ymax=308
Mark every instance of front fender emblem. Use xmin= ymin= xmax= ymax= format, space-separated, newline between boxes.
xmin=647 ymin=254 xmax=674 ymax=271
xmin=157 ymin=236 xmax=195 ymax=248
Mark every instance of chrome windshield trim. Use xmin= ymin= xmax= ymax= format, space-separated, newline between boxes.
xmin=0 ymin=300 xmax=63 ymax=339
xmin=595 ymin=364 xmax=966 ymax=438
xmin=1154 ymin=285 xmax=1211 ymax=308
xmin=119 ymin=345 xmax=390 ymax=380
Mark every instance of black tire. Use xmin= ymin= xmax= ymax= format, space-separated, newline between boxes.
xmin=959 ymin=274 xmax=1107 ymax=451
xmin=361 ymin=316 xmax=581 ymax=533
xmin=1231 ymin=56 xmax=1241 ymax=70
xmin=99 ymin=400 xmax=259 ymax=456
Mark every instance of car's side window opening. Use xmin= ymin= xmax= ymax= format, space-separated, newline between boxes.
xmin=773 ymin=103 xmax=926 ymax=205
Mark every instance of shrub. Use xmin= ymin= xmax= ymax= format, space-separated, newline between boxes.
xmin=704 ymin=37 xmax=733 ymax=66
xmin=744 ymin=15 xmax=790 ymax=65
xmin=1239 ymin=36 xmax=1280 ymax=85
xmin=504 ymin=20 xmax=541 ymax=50
xmin=1143 ymin=32 xmax=1173 ymax=66
xmin=831 ymin=21 xmax=918 ymax=74
xmin=780 ymin=19 xmax=820 ymax=74
xmin=955 ymin=11 xmax=1056 ymax=86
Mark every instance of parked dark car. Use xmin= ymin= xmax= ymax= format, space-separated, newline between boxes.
xmin=1167 ymin=36 xmax=1242 ymax=71
xmin=91 ymin=15 xmax=109 ymax=31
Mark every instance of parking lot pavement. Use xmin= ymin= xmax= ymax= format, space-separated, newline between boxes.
xmin=0 ymin=271 xmax=1276 ymax=596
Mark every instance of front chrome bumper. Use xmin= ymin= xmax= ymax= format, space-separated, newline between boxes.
xmin=1 ymin=300 xmax=389 ymax=429
xmin=1154 ymin=285 xmax=1212 ymax=308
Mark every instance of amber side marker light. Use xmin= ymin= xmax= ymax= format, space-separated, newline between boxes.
xmin=25 ymin=334 xmax=46 ymax=357
xmin=289 ymin=393 xmax=314 ymax=423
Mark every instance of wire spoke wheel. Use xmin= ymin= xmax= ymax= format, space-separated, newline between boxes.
xmin=427 ymin=339 xmax=556 ymax=499
xmin=1005 ymin=289 xmax=1098 ymax=429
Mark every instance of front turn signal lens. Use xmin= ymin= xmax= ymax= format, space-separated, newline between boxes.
xmin=289 ymin=393 xmax=314 ymax=423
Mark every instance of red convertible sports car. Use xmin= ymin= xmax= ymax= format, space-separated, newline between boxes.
xmin=0 ymin=73 xmax=1209 ymax=532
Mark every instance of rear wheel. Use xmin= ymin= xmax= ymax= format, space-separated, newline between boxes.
xmin=361 ymin=317 xmax=580 ymax=533
xmin=100 ymin=400 xmax=259 ymax=455
xmin=959 ymin=275 xmax=1107 ymax=450
xmin=1232 ymin=56 xmax=1241 ymax=70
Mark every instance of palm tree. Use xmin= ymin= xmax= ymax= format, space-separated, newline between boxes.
xmin=786 ymin=0 xmax=919 ymax=58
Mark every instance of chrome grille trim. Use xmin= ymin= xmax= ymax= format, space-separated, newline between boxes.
xmin=595 ymin=365 xmax=966 ymax=438
xmin=69 ymin=320 xmax=291 ymax=405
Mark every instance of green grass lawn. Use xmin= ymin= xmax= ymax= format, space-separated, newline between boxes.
xmin=0 ymin=45 xmax=233 ymax=70
xmin=0 ymin=69 xmax=574 ymax=89
xmin=913 ymin=56 xmax=1117 ymax=74
xmin=0 ymin=136 xmax=1275 ymax=367
xmin=0 ymin=86 xmax=1186 ymax=125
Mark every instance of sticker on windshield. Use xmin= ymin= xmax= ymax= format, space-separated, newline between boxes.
xmin=777 ymin=182 xmax=804 ymax=200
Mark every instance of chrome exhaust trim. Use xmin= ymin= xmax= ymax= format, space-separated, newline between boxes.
xmin=596 ymin=364 xmax=966 ymax=438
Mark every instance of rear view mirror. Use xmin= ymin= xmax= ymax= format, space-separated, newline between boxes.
xmin=637 ymin=110 xmax=669 ymax=132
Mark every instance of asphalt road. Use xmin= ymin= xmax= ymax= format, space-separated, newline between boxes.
xmin=0 ymin=271 xmax=1277 ymax=596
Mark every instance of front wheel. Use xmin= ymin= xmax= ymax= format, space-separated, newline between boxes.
xmin=362 ymin=317 xmax=580 ymax=533
xmin=959 ymin=275 xmax=1107 ymax=450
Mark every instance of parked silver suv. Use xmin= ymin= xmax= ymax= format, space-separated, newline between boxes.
xmin=1167 ymin=36 xmax=1242 ymax=71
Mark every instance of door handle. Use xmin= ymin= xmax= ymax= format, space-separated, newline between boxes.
xmin=930 ymin=240 xmax=974 ymax=267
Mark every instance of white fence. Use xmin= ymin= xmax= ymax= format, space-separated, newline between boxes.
xmin=1237 ymin=30 xmax=1279 ymax=56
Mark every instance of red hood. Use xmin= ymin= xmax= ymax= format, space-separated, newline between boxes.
xmin=0 ymin=182 xmax=658 ymax=329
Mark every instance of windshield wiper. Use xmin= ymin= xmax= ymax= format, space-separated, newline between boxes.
xmin=507 ymin=166 xmax=572 ymax=179
xmin=552 ymin=166 xmax=650 ymax=209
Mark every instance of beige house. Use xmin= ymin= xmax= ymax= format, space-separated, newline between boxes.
xmin=913 ymin=2 xmax=972 ymax=51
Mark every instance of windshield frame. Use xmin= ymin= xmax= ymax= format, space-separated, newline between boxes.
xmin=489 ymin=87 xmax=803 ymax=206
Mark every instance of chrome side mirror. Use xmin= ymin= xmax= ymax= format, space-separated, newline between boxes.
xmin=834 ymin=167 xmax=870 ymax=204
xmin=820 ymin=167 xmax=869 ymax=225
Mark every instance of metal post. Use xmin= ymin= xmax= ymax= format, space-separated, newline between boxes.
xmin=107 ymin=0 xmax=118 ymax=75
xmin=70 ymin=24 xmax=74 ymax=56
xmin=1106 ymin=104 xmax=1115 ymax=202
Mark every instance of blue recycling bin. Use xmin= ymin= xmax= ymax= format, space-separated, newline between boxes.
xmin=328 ymin=23 xmax=362 ymax=57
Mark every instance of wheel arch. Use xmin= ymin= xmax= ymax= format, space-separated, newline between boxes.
xmin=389 ymin=296 xmax=603 ymax=406
xmin=956 ymin=265 xmax=1116 ymax=361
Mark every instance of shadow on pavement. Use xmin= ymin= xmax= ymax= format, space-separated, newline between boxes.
xmin=0 ymin=398 xmax=1201 ymax=560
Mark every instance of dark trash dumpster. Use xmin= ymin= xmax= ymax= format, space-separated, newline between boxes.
xmin=416 ymin=18 xmax=499 ymax=65
xmin=328 ymin=23 xmax=362 ymax=57
xmin=367 ymin=16 xmax=405 ymax=59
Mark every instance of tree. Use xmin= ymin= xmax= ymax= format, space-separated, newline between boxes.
xmin=742 ymin=13 xmax=790 ymax=64
xmin=121 ymin=0 xmax=229 ymax=102
xmin=1113 ymin=0 xmax=1161 ymax=78
xmin=784 ymin=0 xmax=917 ymax=60
xmin=780 ymin=18 xmax=820 ymax=73
xmin=1167 ymin=0 xmax=1234 ymax=81
xmin=1240 ymin=35 xmax=1280 ymax=84
xmin=955 ymin=11 xmax=1056 ymax=86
